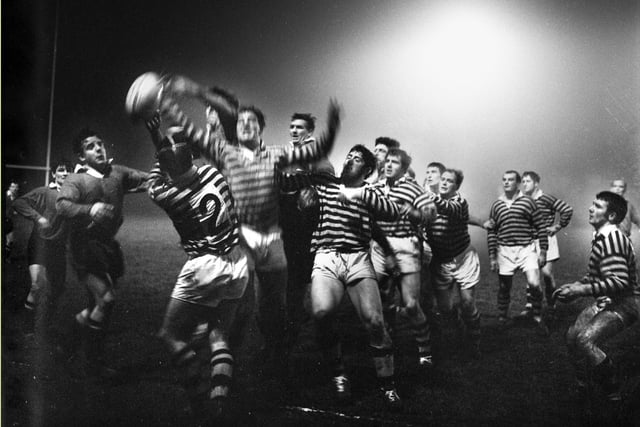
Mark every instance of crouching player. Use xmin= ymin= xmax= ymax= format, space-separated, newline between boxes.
xmin=554 ymin=191 xmax=638 ymax=402
xmin=146 ymin=119 xmax=249 ymax=419
xmin=282 ymin=144 xmax=403 ymax=411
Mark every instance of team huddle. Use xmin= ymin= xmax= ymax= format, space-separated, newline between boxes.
xmin=11 ymin=73 xmax=639 ymax=421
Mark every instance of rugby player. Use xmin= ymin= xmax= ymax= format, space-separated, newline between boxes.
xmin=521 ymin=171 xmax=573 ymax=313
xmin=370 ymin=148 xmax=432 ymax=368
xmin=57 ymin=128 xmax=149 ymax=378
xmin=13 ymin=159 xmax=73 ymax=340
xmin=281 ymin=144 xmax=403 ymax=410
xmin=555 ymin=191 xmax=638 ymax=402
xmin=146 ymin=117 xmax=249 ymax=419
xmin=487 ymin=170 xmax=549 ymax=334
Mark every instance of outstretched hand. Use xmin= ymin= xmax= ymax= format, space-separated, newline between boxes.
xmin=327 ymin=98 xmax=342 ymax=133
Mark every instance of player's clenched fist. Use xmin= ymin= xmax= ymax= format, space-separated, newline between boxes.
xmin=90 ymin=202 xmax=115 ymax=224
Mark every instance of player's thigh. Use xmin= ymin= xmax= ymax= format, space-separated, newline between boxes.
xmin=28 ymin=264 xmax=47 ymax=284
xmin=577 ymin=309 xmax=624 ymax=347
xmin=208 ymin=298 xmax=241 ymax=341
xmin=309 ymin=276 xmax=344 ymax=316
xmin=347 ymin=277 xmax=384 ymax=324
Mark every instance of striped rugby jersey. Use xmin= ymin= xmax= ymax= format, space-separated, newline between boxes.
xmin=487 ymin=193 xmax=548 ymax=257
xmin=532 ymin=189 xmax=573 ymax=230
xmin=281 ymin=173 xmax=400 ymax=253
xmin=148 ymin=164 xmax=240 ymax=257
xmin=164 ymin=100 xmax=337 ymax=232
xmin=426 ymin=192 xmax=471 ymax=260
xmin=582 ymin=224 xmax=638 ymax=298
xmin=372 ymin=176 xmax=424 ymax=239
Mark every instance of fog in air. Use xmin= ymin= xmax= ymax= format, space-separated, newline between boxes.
xmin=6 ymin=0 xmax=639 ymax=243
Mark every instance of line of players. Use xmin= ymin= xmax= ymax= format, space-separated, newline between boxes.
xmin=11 ymin=78 xmax=639 ymax=420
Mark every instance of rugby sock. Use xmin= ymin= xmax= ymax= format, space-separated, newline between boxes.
xmin=172 ymin=345 xmax=208 ymax=407
xmin=462 ymin=308 xmax=481 ymax=341
xmin=370 ymin=345 xmax=394 ymax=380
xmin=414 ymin=318 xmax=432 ymax=358
xmin=209 ymin=342 xmax=234 ymax=400
xmin=527 ymin=287 xmax=543 ymax=317
xmin=497 ymin=276 xmax=513 ymax=317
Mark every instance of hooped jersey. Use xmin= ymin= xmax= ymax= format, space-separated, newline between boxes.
xmin=148 ymin=164 xmax=240 ymax=257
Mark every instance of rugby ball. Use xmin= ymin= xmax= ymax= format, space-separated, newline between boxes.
xmin=125 ymin=72 xmax=164 ymax=121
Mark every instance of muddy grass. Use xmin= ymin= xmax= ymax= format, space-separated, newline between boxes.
xmin=3 ymin=196 xmax=639 ymax=426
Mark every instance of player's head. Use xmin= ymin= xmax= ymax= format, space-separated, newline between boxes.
xmin=373 ymin=137 xmax=400 ymax=167
xmin=424 ymin=162 xmax=445 ymax=191
xmin=342 ymin=144 xmax=376 ymax=182
xmin=7 ymin=180 xmax=19 ymax=197
xmin=237 ymin=105 xmax=265 ymax=148
xmin=290 ymin=113 xmax=315 ymax=144
xmin=440 ymin=168 xmax=464 ymax=197
xmin=590 ymin=191 xmax=627 ymax=227
xmin=502 ymin=170 xmax=521 ymax=192
xmin=384 ymin=148 xmax=411 ymax=180
xmin=73 ymin=128 xmax=108 ymax=172
xmin=51 ymin=159 xmax=73 ymax=186
xmin=609 ymin=179 xmax=627 ymax=196
xmin=157 ymin=126 xmax=193 ymax=179
xmin=521 ymin=171 xmax=540 ymax=195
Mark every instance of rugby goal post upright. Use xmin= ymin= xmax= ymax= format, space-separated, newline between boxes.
xmin=6 ymin=0 xmax=59 ymax=187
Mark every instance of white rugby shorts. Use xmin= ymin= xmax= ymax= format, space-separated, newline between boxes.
xmin=535 ymin=234 xmax=559 ymax=262
xmin=497 ymin=242 xmax=538 ymax=275
xmin=430 ymin=246 xmax=480 ymax=291
xmin=370 ymin=236 xmax=421 ymax=276
xmin=172 ymin=246 xmax=249 ymax=308
xmin=312 ymin=250 xmax=376 ymax=285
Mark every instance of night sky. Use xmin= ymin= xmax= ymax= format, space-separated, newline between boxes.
xmin=3 ymin=0 xmax=639 ymax=226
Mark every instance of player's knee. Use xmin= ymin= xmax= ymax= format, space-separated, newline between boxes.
xmin=170 ymin=343 xmax=197 ymax=368
xmin=404 ymin=299 xmax=420 ymax=317
xmin=575 ymin=329 xmax=596 ymax=355
xmin=312 ymin=307 xmax=330 ymax=320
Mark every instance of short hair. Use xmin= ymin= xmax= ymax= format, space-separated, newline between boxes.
xmin=348 ymin=144 xmax=377 ymax=178
xmin=596 ymin=191 xmax=627 ymax=225
xmin=504 ymin=170 xmax=521 ymax=183
xmin=522 ymin=171 xmax=540 ymax=183
xmin=72 ymin=128 xmax=99 ymax=155
xmin=374 ymin=136 xmax=400 ymax=150
xmin=386 ymin=147 xmax=411 ymax=172
xmin=444 ymin=168 xmax=464 ymax=188
xmin=53 ymin=159 xmax=74 ymax=173
xmin=238 ymin=105 xmax=266 ymax=131
xmin=206 ymin=86 xmax=240 ymax=109
xmin=290 ymin=113 xmax=316 ymax=133
xmin=427 ymin=162 xmax=446 ymax=174
xmin=610 ymin=179 xmax=627 ymax=190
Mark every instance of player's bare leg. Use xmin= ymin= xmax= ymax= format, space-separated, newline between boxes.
xmin=459 ymin=286 xmax=481 ymax=358
xmin=397 ymin=272 xmax=432 ymax=369
xmin=310 ymin=276 xmax=349 ymax=402
xmin=347 ymin=277 xmax=401 ymax=411
xmin=160 ymin=299 xmax=211 ymax=418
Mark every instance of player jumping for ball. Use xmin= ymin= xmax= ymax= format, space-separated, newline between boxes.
xmin=146 ymin=116 xmax=249 ymax=420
